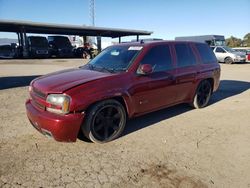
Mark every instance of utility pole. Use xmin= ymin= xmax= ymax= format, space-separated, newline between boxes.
xmin=89 ymin=0 xmax=95 ymax=26
xmin=89 ymin=0 xmax=101 ymax=51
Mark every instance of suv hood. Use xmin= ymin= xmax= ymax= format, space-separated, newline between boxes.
xmin=32 ymin=68 xmax=112 ymax=94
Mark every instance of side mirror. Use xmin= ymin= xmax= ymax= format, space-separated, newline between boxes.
xmin=138 ymin=64 xmax=153 ymax=75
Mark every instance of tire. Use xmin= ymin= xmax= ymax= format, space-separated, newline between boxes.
xmin=192 ymin=80 xmax=212 ymax=109
xmin=81 ymin=99 xmax=127 ymax=143
xmin=224 ymin=57 xmax=233 ymax=64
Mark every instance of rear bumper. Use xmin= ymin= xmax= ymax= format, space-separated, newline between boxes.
xmin=26 ymin=99 xmax=85 ymax=142
xmin=213 ymin=67 xmax=221 ymax=92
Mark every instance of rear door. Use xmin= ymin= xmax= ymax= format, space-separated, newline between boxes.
xmin=173 ymin=43 xmax=198 ymax=102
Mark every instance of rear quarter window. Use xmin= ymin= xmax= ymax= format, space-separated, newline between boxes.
xmin=175 ymin=43 xmax=196 ymax=67
xmin=195 ymin=43 xmax=217 ymax=64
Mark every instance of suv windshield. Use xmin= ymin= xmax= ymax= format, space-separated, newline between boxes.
xmin=86 ymin=45 xmax=142 ymax=72
xmin=29 ymin=37 xmax=48 ymax=47
xmin=53 ymin=37 xmax=72 ymax=48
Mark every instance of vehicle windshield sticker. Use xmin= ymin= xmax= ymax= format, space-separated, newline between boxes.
xmin=128 ymin=46 xmax=143 ymax=51
xmin=110 ymin=50 xmax=120 ymax=56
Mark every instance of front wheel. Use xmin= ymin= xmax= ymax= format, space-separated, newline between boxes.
xmin=224 ymin=57 xmax=233 ymax=64
xmin=81 ymin=99 xmax=126 ymax=143
xmin=192 ymin=80 xmax=212 ymax=109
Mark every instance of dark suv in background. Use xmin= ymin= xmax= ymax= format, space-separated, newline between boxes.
xmin=26 ymin=41 xmax=220 ymax=143
xmin=48 ymin=36 xmax=73 ymax=58
xmin=27 ymin=36 xmax=50 ymax=58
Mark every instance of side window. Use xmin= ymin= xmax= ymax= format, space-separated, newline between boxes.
xmin=139 ymin=45 xmax=173 ymax=72
xmin=175 ymin=43 xmax=196 ymax=67
xmin=195 ymin=43 xmax=217 ymax=64
xmin=215 ymin=47 xmax=225 ymax=53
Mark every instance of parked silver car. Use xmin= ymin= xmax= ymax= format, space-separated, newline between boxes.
xmin=211 ymin=46 xmax=246 ymax=64
xmin=232 ymin=47 xmax=250 ymax=63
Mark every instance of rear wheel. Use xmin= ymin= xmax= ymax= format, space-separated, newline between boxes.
xmin=224 ymin=57 xmax=233 ymax=64
xmin=81 ymin=99 xmax=126 ymax=143
xmin=192 ymin=80 xmax=212 ymax=109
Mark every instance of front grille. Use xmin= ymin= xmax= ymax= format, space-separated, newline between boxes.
xmin=36 ymin=50 xmax=48 ymax=54
xmin=33 ymin=87 xmax=46 ymax=99
xmin=32 ymin=99 xmax=45 ymax=110
xmin=31 ymin=87 xmax=46 ymax=110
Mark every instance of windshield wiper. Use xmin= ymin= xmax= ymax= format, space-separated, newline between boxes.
xmin=99 ymin=67 xmax=115 ymax=73
xmin=113 ymin=68 xmax=127 ymax=72
xmin=85 ymin=64 xmax=122 ymax=73
xmin=87 ymin=64 xmax=96 ymax=70
xmin=79 ymin=64 xmax=94 ymax=69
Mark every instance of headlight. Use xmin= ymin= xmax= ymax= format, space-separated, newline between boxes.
xmin=46 ymin=94 xmax=71 ymax=114
xmin=236 ymin=55 xmax=241 ymax=58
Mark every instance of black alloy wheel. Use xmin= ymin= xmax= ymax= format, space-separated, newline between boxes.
xmin=82 ymin=99 xmax=126 ymax=143
xmin=192 ymin=80 xmax=212 ymax=109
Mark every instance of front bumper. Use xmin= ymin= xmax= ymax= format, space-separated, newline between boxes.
xmin=234 ymin=57 xmax=246 ymax=63
xmin=26 ymin=99 xmax=85 ymax=142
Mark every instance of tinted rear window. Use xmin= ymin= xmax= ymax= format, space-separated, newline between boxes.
xmin=196 ymin=43 xmax=217 ymax=64
xmin=175 ymin=43 xmax=196 ymax=67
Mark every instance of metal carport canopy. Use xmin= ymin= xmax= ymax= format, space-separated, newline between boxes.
xmin=0 ymin=20 xmax=152 ymax=38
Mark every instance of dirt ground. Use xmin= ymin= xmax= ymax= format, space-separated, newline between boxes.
xmin=0 ymin=59 xmax=249 ymax=188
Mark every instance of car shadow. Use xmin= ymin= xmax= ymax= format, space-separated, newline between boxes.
xmin=123 ymin=104 xmax=192 ymax=136
xmin=122 ymin=80 xmax=250 ymax=137
xmin=77 ymin=130 xmax=92 ymax=143
xmin=210 ymin=80 xmax=250 ymax=104
xmin=0 ymin=75 xmax=41 ymax=90
xmin=233 ymin=62 xmax=250 ymax=64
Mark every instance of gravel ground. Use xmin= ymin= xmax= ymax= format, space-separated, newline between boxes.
xmin=0 ymin=59 xmax=250 ymax=188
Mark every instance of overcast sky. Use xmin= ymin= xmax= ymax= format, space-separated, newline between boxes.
xmin=0 ymin=0 xmax=249 ymax=40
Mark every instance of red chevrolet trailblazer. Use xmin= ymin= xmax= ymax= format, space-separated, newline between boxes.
xmin=26 ymin=41 xmax=220 ymax=143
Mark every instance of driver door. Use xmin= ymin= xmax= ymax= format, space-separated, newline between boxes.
xmin=130 ymin=44 xmax=178 ymax=114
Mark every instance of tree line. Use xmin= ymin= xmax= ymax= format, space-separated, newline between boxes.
xmin=226 ymin=33 xmax=250 ymax=47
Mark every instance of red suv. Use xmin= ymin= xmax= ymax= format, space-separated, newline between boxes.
xmin=26 ymin=41 xmax=220 ymax=143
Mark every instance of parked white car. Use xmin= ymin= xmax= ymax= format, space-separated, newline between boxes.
xmin=211 ymin=46 xmax=246 ymax=64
